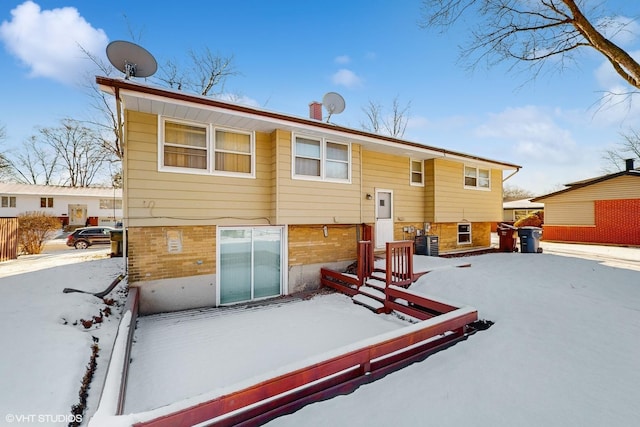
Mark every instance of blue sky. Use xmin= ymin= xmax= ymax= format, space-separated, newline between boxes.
xmin=1 ymin=0 xmax=639 ymax=194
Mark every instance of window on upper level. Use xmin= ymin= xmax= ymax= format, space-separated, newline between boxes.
xmin=410 ymin=159 xmax=424 ymax=186
xmin=214 ymin=129 xmax=254 ymax=175
xmin=293 ymin=135 xmax=350 ymax=182
xmin=464 ymin=166 xmax=490 ymax=189
xmin=160 ymin=118 xmax=255 ymax=177
xmin=162 ymin=119 xmax=208 ymax=171
xmin=1 ymin=196 xmax=16 ymax=208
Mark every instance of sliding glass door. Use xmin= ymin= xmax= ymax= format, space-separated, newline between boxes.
xmin=218 ymin=227 xmax=283 ymax=305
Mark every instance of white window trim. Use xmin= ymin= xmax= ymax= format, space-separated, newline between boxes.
xmin=213 ymin=127 xmax=256 ymax=179
xmin=457 ymin=222 xmax=472 ymax=245
xmin=464 ymin=165 xmax=491 ymax=191
xmin=1 ymin=196 xmax=16 ymax=208
xmin=410 ymin=159 xmax=424 ymax=187
xmin=158 ymin=117 xmax=256 ymax=179
xmin=291 ymin=134 xmax=352 ymax=184
xmin=159 ymin=117 xmax=210 ymax=175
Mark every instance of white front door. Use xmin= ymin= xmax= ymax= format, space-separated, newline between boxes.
xmin=375 ymin=189 xmax=394 ymax=249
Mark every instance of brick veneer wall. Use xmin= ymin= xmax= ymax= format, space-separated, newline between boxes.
xmin=127 ymin=226 xmax=216 ymax=284
xmin=288 ymin=225 xmax=359 ymax=266
xmin=432 ymin=222 xmax=492 ymax=252
xmin=542 ymin=199 xmax=640 ymax=245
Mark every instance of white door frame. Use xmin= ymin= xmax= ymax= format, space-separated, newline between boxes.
xmin=375 ymin=189 xmax=394 ymax=249
xmin=216 ymin=225 xmax=287 ymax=306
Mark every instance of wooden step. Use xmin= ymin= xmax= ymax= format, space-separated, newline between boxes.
xmin=352 ymin=294 xmax=386 ymax=314
xmin=364 ymin=277 xmax=386 ymax=292
xmin=359 ymin=285 xmax=386 ymax=302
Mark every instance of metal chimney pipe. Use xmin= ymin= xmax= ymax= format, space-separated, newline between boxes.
xmin=625 ymin=158 xmax=635 ymax=171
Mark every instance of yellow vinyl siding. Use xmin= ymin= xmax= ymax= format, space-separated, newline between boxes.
xmin=544 ymin=201 xmax=594 ymax=225
xmin=543 ymin=175 xmax=640 ymax=203
xmin=537 ymin=175 xmax=640 ymax=226
xmin=431 ymin=159 xmax=502 ymax=223
xmin=276 ymin=130 xmax=362 ymax=224
xmin=125 ymin=111 xmax=273 ymax=227
xmin=361 ymin=150 xmax=425 ymax=224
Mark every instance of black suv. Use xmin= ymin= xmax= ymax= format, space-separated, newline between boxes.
xmin=66 ymin=226 xmax=115 ymax=249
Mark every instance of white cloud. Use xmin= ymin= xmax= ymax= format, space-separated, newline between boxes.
xmin=474 ymin=106 xmax=578 ymax=163
xmin=334 ymin=55 xmax=350 ymax=64
xmin=592 ymin=49 xmax=640 ymax=126
xmin=331 ymin=68 xmax=362 ymax=89
xmin=0 ymin=1 xmax=108 ymax=85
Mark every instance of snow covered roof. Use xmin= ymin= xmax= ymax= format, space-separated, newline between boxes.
xmin=0 ymin=183 xmax=122 ymax=198
xmin=502 ymin=198 xmax=544 ymax=209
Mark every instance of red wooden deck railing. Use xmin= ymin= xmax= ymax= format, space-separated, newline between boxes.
xmin=385 ymin=241 xmax=414 ymax=288
xmin=357 ymin=240 xmax=374 ymax=286
xmin=132 ymin=306 xmax=478 ymax=427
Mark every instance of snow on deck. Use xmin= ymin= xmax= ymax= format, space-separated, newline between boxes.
xmin=124 ymin=292 xmax=409 ymax=413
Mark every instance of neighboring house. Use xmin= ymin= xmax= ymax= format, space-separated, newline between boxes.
xmin=531 ymin=159 xmax=640 ymax=246
xmin=0 ymin=183 xmax=122 ymax=228
xmin=97 ymin=76 xmax=521 ymax=314
xmin=502 ymin=198 xmax=544 ymax=222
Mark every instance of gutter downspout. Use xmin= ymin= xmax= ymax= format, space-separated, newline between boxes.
xmin=503 ymin=167 xmax=521 ymax=183
xmin=114 ymin=87 xmax=128 ymax=273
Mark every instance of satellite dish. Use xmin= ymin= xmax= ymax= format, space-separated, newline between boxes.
xmin=322 ymin=92 xmax=345 ymax=122
xmin=106 ymin=40 xmax=157 ymax=79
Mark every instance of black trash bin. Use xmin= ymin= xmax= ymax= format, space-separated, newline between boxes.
xmin=517 ymin=227 xmax=543 ymax=253
xmin=497 ymin=223 xmax=518 ymax=252
xmin=110 ymin=229 xmax=123 ymax=257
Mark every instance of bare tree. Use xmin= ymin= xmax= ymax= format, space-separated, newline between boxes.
xmin=156 ymin=47 xmax=239 ymax=96
xmin=503 ymin=184 xmax=535 ymax=201
xmin=360 ymin=100 xmax=383 ymax=134
xmin=10 ymin=136 xmax=60 ymax=185
xmin=81 ymin=44 xmax=240 ymax=160
xmin=602 ymin=129 xmax=640 ymax=172
xmin=0 ymin=124 xmax=10 ymax=178
xmin=419 ymin=1 xmax=640 ymax=91
xmin=361 ymin=96 xmax=411 ymax=138
xmin=38 ymin=119 xmax=112 ymax=187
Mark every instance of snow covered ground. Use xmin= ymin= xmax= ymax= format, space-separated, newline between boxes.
xmin=1 ymin=238 xmax=639 ymax=426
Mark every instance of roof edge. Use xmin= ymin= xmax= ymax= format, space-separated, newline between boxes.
xmin=96 ymin=76 xmax=522 ymax=170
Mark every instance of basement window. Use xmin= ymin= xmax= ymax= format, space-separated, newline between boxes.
xmin=457 ymin=223 xmax=471 ymax=245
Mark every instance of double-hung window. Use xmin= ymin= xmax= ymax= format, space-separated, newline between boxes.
xmin=40 ymin=197 xmax=53 ymax=208
xmin=1 ymin=196 xmax=16 ymax=208
xmin=160 ymin=118 xmax=255 ymax=177
xmin=162 ymin=120 xmax=208 ymax=171
xmin=464 ymin=166 xmax=490 ymax=189
xmin=458 ymin=223 xmax=471 ymax=244
xmin=215 ymin=129 xmax=253 ymax=175
xmin=293 ymin=135 xmax=350 ymax=182
xmin=410 ymin=159 xmax=424 ymax=186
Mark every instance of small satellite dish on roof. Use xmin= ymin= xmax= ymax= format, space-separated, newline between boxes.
xmin=106 ymin=40 xmax=157 ymax=80
xmin=322 ymin=92 xmax=345 ymax=122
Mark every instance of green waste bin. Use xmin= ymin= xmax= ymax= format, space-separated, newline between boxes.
xmin=110 ymin=229 xmax=123 ymax=257
xmin=517 ymin=227 xmax=543 ymax=253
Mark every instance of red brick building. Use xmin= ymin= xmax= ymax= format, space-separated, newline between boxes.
xmin=532 ymin=160 xmax=640 ymax=246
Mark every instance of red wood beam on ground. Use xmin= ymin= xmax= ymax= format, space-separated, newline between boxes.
xmin=133 ymin=307 xmax=477 ymax=427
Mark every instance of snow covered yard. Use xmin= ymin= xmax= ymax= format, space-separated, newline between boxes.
xmin=124 ymin=292 xmax=410 ymax=413
xmin=0 ymin=243 xmax=126 ymax=426
xmin=268 ymin=245 xmax=640 ymax=427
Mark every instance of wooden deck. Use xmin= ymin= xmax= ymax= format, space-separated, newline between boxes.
xmin=100 ymin=239 xmax=479 ymax=427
